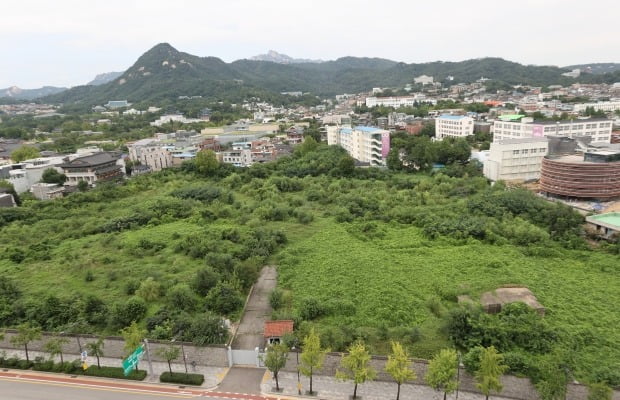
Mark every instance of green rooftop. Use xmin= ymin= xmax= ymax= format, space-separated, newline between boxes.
xmin=587 ymin=212 xmax=620 ymax=228
xmin=498 ymin=114 xmax=526 ymax=121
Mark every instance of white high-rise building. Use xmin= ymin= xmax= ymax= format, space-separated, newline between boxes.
xmin=435 ymin=115 xmax=474 ymax=140
xmin=327 ymin=126 xmax=390 ymax=166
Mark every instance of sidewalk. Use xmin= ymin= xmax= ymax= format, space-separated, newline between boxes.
xmin=260 ymin=371 xmax=513 ymax=400
xmin=0 ymin=348 xmax=227 ymax=388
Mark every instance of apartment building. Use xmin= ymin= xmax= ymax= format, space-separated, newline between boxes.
xmin=366 ymin=96 xmax=417 ymax=108
xmin=435 ymin=115 xmax=474 ymax=140
xmin=483 ymin=137 xmax=549 ymax=182
xmin=127 ymin=139 xmax=173 ymax=172
xmin=327 ymin=126 xmax=390 ymax=166
xmin=493 ymin=116 xmax=612 ymax=143
xmin=573 ymin=101 xmax=620 ymax=113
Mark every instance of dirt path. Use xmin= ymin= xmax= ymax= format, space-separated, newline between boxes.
xmin=231 ymin=266 xmax=277 ymax=350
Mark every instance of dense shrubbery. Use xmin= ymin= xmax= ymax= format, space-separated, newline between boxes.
xmin=160 ymin=372 xmax=205 ymax=385
xmin=0 ymin=142 xmax=615 ymax=389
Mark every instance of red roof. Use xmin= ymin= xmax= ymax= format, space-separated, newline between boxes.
xmin=264 ymin=320 xmax=294 ymax=338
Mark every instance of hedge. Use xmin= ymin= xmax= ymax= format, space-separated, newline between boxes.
xmin=0 ymin=357 xmax=33 ymax=369
xmin=29 ymin=359 xmax=146 ymax=381
xmin=160 ymin=372 xmax=204 ymax=385
xmin=74 ymin=364 xmax=147 ymax=381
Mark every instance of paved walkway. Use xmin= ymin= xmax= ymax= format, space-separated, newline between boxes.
xmin=218 ymin=367 xmax=267 ymax=395
xmin=232 ymin=266 xmax=277 ymax=350
xmin=1 ymin=348 xmax=227 ymax=387
xmin=260 ymin=371 xmax=514 ymax=400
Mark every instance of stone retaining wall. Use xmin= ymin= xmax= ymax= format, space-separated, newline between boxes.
xmin=0 ymin=330 xmax=228 ymax=367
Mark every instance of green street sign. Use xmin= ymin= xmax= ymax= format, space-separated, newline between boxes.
xmin=122 ymin=345 xmax=144 ymax=376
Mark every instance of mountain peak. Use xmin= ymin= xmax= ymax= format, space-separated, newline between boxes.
xmin=249 ymin=50 xmax=323 ymax=64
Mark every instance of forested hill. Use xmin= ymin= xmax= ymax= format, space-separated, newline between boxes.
xmin=40 ymin=43 xmax=618 ymax=105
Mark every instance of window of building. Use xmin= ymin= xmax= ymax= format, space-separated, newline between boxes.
xmin=539 ymin=148 xmax=546 ymax=152
xmin=513 ymin=150 xmax=519 ymax=155
xmin=522 ymin=149 xmax=529 ymax=154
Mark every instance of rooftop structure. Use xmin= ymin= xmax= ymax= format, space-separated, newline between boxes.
xmin=586 ymin=212 xmax=620 ymax=239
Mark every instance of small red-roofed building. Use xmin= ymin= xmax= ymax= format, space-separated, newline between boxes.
xmin=264 ymin=320 xmax=294 ymax=345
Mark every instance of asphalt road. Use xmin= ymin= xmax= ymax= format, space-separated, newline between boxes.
xmin=0 ymin=376 xmax=194 ymax=400
xmin=0 ymin=374 xmax=274 ymax=400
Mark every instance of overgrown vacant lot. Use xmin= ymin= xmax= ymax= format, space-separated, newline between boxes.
xmin=1 ymin=144 xmax=619 ymax=387
xmin=278 ymin=220 xmax=620 ymax=382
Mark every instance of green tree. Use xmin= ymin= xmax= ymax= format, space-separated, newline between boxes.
xmin=10 ymin=323 xmax=42 ymax=362
xmin=40 ymin=168 xmax=67 ymax=185
xmin=262 ymin=343 xmax=289 ymax=391
xmin=85 ymin=337 xmax=105 ymax=368
xmin=295 ymin=136 xmax=319 ymax=157
xmin=475 ymin=346 xmax=508 ymax=400
xmin=205 ymin=281 xmax=242 ymax=315
xmin=77 ymin=179 xmax=89 ymax=192
xmin=336 ymin=340 xmax=376 ymax=399
xmin=156 ymin=344 xmax=181 ymax=374
xmin=10 ymin=146 xmax=40 ymax=163
xmin=44 ymin=336 xmax=70 ymax=364
xmin=425 ymin=349 xmax=458 ymax=400
xmin=120 ymin=321 xmax=146 ymax=364
xmin=588 ymin=383 xmax=612 ymax=400
xmin=166 ymin=284 xmax=198 ymax=312
xmin=192 ymin=267 xmax=220 ymax=296
xmin=300 ymin=327 xmax=329 ymax=395
xmin=385 ymin=341 xmax=416 ymax=400
xmin=195 ymin=149 xmax=219 ymax=175
xmin=135 ymin=277 xmax=160 ymax=301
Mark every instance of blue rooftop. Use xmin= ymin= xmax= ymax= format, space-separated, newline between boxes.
xmin=340 ymin=128 xmax=353 ymax=134
xmin=354 ymin=126 xmax=382 ymax=133
xmin=439 ymin=115 xmax=467 ymax=120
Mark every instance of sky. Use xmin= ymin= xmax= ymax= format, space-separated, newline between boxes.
xmin=1 ymin=0 xmax=618 ymax=88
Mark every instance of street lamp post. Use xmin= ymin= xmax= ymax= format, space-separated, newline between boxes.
xmin=292 ymin=346 xmax=301 ymax=395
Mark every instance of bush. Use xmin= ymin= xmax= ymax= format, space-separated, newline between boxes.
xmin=33 ymin=360 xmax=55 ymax=371
xmin=160 ymin=372 xmax=204 ymax=385
xmin=269 ymin=288 xmax=283 ymax=310
xmin=463 ymin=346 xmax=484 ymax=374
xmin=299 ymin=297 xmax=326 ymax=320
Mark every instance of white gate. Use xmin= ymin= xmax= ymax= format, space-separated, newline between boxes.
xmin=228 ymin=346 xmax=261 ymax=367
